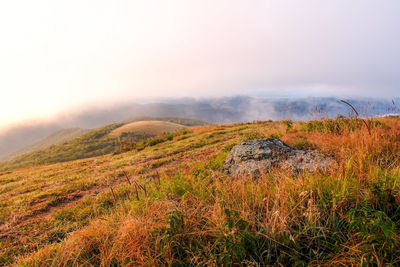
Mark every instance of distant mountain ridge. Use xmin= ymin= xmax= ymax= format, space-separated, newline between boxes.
xmin=0 ymin=96 xmax=398 ymax=160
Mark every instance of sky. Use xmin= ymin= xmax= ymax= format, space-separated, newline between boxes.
xmin=0 ymin=0 xmax=399 ymax=128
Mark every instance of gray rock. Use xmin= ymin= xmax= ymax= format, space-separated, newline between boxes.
xmin=224 ymin=138 xmax=335 ymax=177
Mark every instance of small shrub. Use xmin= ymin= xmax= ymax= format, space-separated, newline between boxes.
xmin=269 ymin=131 xmax=283 ymax=139
xmin=346 ymin=207 xmax=400 ymax=264
xmin=152 ymin=210 xmax=189 ymax=265
xmin=168 ymin=174 xmax=190 ymax=197
xmin=283 ymin=120 xmax=293 ymax=133
xmin=293 ymin=136 xmax=315 ymax=150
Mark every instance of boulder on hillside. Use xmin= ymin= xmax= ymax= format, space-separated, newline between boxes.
xmin=223 ymin=138 xmax=335 ymax=177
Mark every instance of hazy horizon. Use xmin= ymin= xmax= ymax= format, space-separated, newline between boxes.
xmin=1 ymin=95 xmax=398 ymax=131
xmin=1 ymin=0 xmax=400 ymax=128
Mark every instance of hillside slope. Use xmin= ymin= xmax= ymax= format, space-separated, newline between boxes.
xmin=0 ymin=128 xmax=88 ymax=162
xmin=0 ymin=116 xmax=208 ymax=162
xmin=0 ymin=117 xmax=399 ymax=266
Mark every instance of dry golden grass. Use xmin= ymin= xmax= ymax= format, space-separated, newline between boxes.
xmin=1 ymin=117 xmax=399 ymax=266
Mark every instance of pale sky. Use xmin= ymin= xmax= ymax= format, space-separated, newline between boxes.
xmin=1 ymin=0 xmax=399 ymax=127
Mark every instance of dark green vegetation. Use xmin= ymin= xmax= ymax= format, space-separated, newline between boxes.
xmin=0 ymin=117 xmax=399 ymax=266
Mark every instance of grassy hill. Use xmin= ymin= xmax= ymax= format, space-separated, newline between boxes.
xmin=0 ymin=128 xmax=88 ymax=162
xmin=0 ymin=117 xmax=399 ymax=266
xmin=110 ymin=120 xmax=186 ymax=137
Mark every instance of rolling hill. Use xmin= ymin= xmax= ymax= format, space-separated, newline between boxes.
xmin=0 ymin=118 xmax=206 ymax=171
xmin=110 ymin=121 xmax=186 ymax=137
xmin=0 ymin=117 xmax=399 ymax=266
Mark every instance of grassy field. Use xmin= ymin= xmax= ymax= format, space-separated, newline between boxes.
xmin=0 ymin=117 xmax=399 ymax=266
